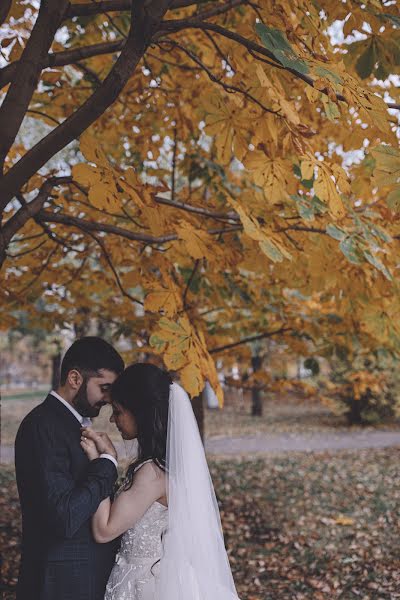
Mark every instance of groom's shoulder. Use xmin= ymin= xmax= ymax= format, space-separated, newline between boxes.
xmin=16 ymin=393 xmax=55 ymax=436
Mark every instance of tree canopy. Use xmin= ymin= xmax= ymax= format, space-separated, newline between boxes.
xmin=0 ymin=0 xmax=399 ymax=402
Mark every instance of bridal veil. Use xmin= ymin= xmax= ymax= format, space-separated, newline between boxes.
xmin=156 ymin=382 xmax=240 ymax=600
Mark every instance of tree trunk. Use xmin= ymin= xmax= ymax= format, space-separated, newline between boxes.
xmin=251 ymin=354 xmax=263 ymax=417
xmin=192 ymin=392 xmax=204 ymax=443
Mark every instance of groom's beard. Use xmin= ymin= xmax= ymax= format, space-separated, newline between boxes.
xmin=72 ymin=380 xmax=104 ymax=418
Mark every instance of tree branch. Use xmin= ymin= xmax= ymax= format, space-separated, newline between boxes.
xmin=0 ymin=39 xmax=125 ymax=90
xmin=0 ymin=0 xmax=173 ymax=213
xmin=66 ymin=0 xmax=211 ymax=19
xmin=15 ymin=244 xmax=59 ymax=296
xmin=153 ymin=195 xmax=240 ymax=221
xmin=0 ymin=0 xmax=70 ymax=173
xmin=160 ymin=38 xmax=281 ymax=116
xmin=0 ymin=177 xmax=71 ymax=267
xmin=85 ymin=230 xmax=144 ymax=305
xmin=210 ymin=327 xmax=291 ymax=354
xmin=160 ymin=20 xmax=400 ymax=111
xmin=35 ymin=210 xmax=242 ymax=244
xmin=0 ymin=0 xmax=12 ymax=27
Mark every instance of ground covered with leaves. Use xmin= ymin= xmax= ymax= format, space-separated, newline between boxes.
xmin=2 ymin=448 xmax=400 ymax=599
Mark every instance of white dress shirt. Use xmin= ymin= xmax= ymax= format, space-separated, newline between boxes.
xmin=50 ymin=390 xmax=118 ymax=468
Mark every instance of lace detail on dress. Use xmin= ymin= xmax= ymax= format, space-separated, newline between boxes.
xmin=104 ymin=460 xmax=168 ymax=600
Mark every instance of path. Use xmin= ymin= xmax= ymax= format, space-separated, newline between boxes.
xmin=1 ymin=429 xmax=400 ymax=463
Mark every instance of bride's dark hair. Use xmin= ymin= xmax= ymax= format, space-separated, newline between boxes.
xmin=110 ymin=362 xmax=172 ymax=489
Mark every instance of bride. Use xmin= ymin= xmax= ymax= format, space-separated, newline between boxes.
xmin=80 ymin=363 xmax=240 ymax=600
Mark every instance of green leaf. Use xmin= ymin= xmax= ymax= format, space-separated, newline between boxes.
xmin=369 ymin=224 xmax=392 ymax=243
xmin=259 ymin=239 xmax=284 ymax=262
xmin=326 ymin=224 xmax=346 ymax=241
xmin=293 ymin=164 xmax=302 ymax=178
xmin=291 ymin=195 xmax=315 ymax=221
xmin=324 ymin=98 xmax=340 ymax=121
xmin=363 ymin=251 xmax=392 ymax=280
xmin=380 ymin=13 xmax=400 ymax=26
xmin=314 ymin=66 xmax=342 ymax=85
xmin=302 ymin=178 xmax=314 ymax=190
xmin=255 ymin=23 xmax=310 ymax=75
xmin=311 ymin=196 xmax=328 ymax=214
xmin=149 ymin=334 xmax=167 ymax=352
xmin=339 ymin=237 xmax=363 ymax=264
xmin=355 ymin=41 xmax=376 ymax=79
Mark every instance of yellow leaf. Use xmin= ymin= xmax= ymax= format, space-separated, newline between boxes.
xmin=203 ymin=93 xmax=248 ymax=163
xmin=180 ymin=362 xmax=204 ymax=399
xmin=245 ymin=153 xmax=290 ymax=203
xmin=145 ymin=285 xmax=183 ymax=317
xmin=300 ymin=159 xmax=314 ymax=181
xmin=314 ymin=164 xmax=346 ymax=219
xmin=335 ymin=516 xmax=354 ymax=526
xmin=88 ymin=180 xmax=120 ymax=212
xmin=79 ymin=133 xmax=109 ymax=167
xmin=72 ymin=163 xmax=101 ymax=187
xmin=175 ymin=221 xmax=219 ymax=261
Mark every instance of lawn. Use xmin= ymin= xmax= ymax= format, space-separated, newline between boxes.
xmin=2 ymin=447 xmax=400 ymax=599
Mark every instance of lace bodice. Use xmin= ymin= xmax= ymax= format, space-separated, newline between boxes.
xmin=114 ymin=501 xmax=168 ymax=564
xmin=104 ymin=460 xmax=168 ymax=600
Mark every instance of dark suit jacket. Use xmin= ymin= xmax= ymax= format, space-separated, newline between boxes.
xmin=15 ymin=393 xmax=119 ymax=600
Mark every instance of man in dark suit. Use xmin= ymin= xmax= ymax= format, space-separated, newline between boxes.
xmin=15 ymin=336 xmax=125 ymax=600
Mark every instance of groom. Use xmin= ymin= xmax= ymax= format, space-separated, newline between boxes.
xmin=15 ymin=336 xmax=124 ymax=600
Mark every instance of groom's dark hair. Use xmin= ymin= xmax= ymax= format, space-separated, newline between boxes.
xmin=60 ymin=336 xmax=124 ymax=385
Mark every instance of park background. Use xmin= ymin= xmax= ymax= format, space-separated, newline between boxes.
xmin=1 ymin=0 xmax=400 ymax=598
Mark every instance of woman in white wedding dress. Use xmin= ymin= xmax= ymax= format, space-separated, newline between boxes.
xmin=81 ymin=363 xmax=240 ymax=600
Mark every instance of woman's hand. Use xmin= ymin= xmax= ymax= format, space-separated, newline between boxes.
xmin=81 ymin=428 xmax=117 ymax=459
xmin=80 ymin=434 xmax=100 ymax=461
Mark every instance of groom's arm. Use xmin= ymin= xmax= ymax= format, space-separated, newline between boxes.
xmin=32 ymin=420 xmax=118 ymax=539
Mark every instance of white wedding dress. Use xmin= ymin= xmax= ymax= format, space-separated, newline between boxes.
xmin=105 ymin=383 xmax=240 ymax=600
xmin=104 ymin=460 xmax=168 ymax=600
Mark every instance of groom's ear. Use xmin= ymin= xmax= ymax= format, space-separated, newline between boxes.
xmin=68 ymin=369 xmax=84 ymax=390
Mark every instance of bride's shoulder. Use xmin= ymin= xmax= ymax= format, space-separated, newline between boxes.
xmin=132 ymin=460 xmax=166 ymax=487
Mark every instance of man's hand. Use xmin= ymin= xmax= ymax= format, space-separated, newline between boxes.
xmin=81 ymin=428 xmax=117 ymax=459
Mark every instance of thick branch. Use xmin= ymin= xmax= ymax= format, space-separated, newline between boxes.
xmin=0 ymin=177 xmax=70 ymax=267
xmin=0 ymin=39 xmax=125 ymax=91
xmin=0 ymin=0 xmax=12 ymax=27
xmin=0 ymin=0 xmax=70 ymax=173
xmin=0 ymin=0 xmax=173 ymax=213
xmin=35 ymin=210 xmax=242 ymax=244
xmin=0 ymin=177 xmax=70 ymax=264
xmin=66 ymin=0 xmax=210 ymax=18
xmin=0 ymin=0 xmax=243 ymax=91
